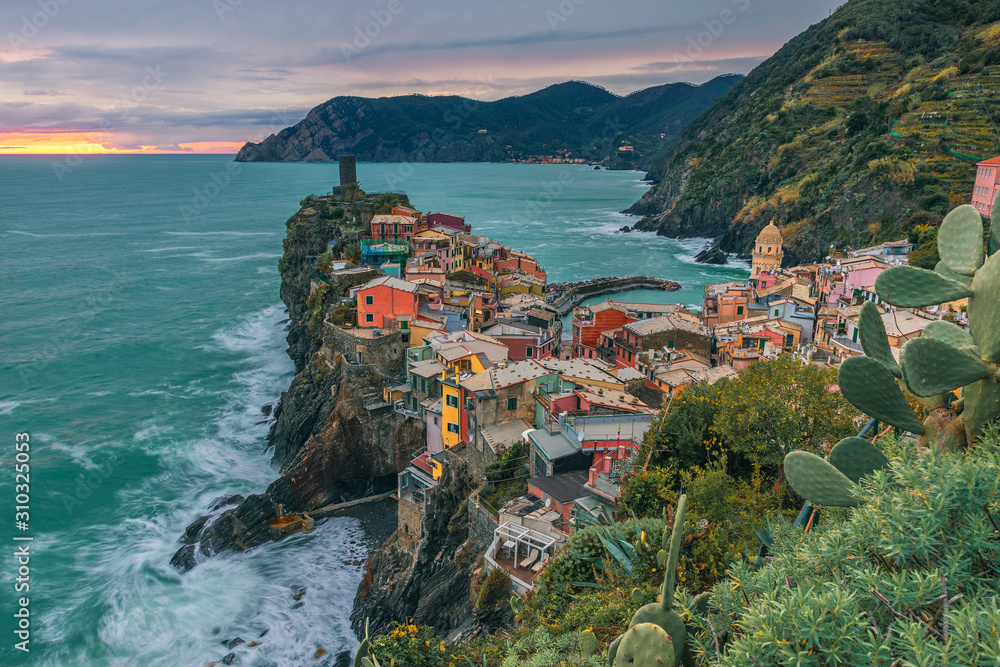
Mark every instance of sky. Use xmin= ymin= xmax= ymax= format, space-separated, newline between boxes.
xmin=0 ymin=0 xmax=844 ymax=154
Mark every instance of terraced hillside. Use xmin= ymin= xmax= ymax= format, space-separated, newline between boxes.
xmin=630 ymin=0 xmax=1000 ymax=265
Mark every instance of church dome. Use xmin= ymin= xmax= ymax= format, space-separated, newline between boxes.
xmin=755 ymin=221 xmax=783 ymax=245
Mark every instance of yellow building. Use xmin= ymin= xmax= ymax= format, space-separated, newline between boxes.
xmin=751 ymin=221 xmax=784 ymax=280
xmin=441 ymin=375 xmax=464 ymax=449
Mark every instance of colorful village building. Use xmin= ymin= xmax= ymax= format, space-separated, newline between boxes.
xmin=356 ymin=275 xmax=419 ymax=328
xmin=972 ymin=156 xmax=1000 ymax=216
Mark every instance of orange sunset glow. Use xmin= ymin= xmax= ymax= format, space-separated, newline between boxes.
xmin=0 ymin=133 xmax=245 ymax=155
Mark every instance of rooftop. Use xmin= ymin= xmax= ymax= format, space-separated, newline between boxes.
xmin=537 ymin=358 xmax=622 ymax=386
xmin=624 ymin=315 xmax=708 ymax=337
xmin=481 ymin=418 xmax=533 ymax=453
xmin=529 ymin=471 xmax=590 ymax=503
xmin=408 ymin=358 xmax=448 ymax=378
xmin=358 ymin=275 xmax=419 ymax=294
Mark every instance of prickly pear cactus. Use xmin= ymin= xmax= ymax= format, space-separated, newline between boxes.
xmin=354 ymin=618 xmax=380 ymax=667
xmin=608 ymin=495 xmax=689 ymax=667
xmin=580 ymin=629 xmax=598 ymax=657
xmin=786 ymin=204 xmax=1000 ymax=506
xmin=614 ymin=623 xmax=675 ymax=667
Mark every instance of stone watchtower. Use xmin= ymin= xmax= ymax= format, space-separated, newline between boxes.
xmin=338 ymin=155 xmax=357 ymax=187
xmin=751 ymin=220 xmax=784 ymax=279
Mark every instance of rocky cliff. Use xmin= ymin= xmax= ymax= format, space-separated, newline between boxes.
xmin=172 ymin=195 xmax=422 ymax=570
xmin=628 ymin=0 xmax=1000 ymax=265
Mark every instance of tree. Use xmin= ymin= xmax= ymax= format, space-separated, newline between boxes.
xmin=342 ymin=241 xmax=361 ymax=264
xmin=345 ymin=181 xmax=364 ymax=203
xmin=713 ymin=356 xmax=858 ymax=471
xmin=316 ymin=251 xmax=334 ymax=272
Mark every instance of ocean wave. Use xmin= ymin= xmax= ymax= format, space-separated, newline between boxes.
xmin=163 ymin=231 xmax=277 ymax=237
xmin=138 ymin=246 xmax=203 ymax=253
xmin=201 ymin=253 xmax=282 ymax=263
xmin=0 ymin=400 xmax=20 ymax=416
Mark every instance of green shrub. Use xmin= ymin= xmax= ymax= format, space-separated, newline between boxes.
xmin=370 ymin=622 xmax=449 ymax=667
xmin=475 ymin=567 xmax=512 ymax=613
xmin=687 ymin=433 xmax=1000 ymax=665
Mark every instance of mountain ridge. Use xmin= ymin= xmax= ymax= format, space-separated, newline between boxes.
xmin=629 ymin=0 xmax=1000 ymax=264
xmin=234 ymin=75 xmax=742 ymax=166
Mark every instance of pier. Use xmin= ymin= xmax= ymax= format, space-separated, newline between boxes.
xmin=546 ymin=276 xmax=681 ymax=315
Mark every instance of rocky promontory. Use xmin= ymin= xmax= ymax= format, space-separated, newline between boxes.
xmin=172 ymin=195 xmax=422 ymax=569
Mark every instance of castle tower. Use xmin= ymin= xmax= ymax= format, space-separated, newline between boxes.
xmin=338 ymin=155 xmax=357 ymax=187
xmin=751 ymin=220 xmax=783 ymax=281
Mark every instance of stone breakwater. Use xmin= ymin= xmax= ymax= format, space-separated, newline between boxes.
xmin=546 ymin=275 xmax=681 ymax=315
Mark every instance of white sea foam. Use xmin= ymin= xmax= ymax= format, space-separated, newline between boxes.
xmin=0 ymin=400 xmax=21 ymax=416
xmin=202 ymin=252 xmax=283 ymax=263
xmin=163 ymin=231 xmax=277 ymax=237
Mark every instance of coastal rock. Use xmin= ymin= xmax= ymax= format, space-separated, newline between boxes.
xmin=261 ymin=403 xmax=274 ymax=417
xmin=169 ymin=544 xmax=198 ymax=572
xmin=694 ymin=243 xmax=728 ymax=265
xmin=617 ymin=225 xmax=632 ymax=233
xmin=180 ymin=516 xmax=210 ymax=545
xmin=226 ymin=638 xmax=244 ymax=650
xmin=208 ymin=494 xmax=245 ymax=512
xmin=351 ymin=462 xmax=476 ymax=636
xmin=172 ymin=199 xmax=422 ymax=568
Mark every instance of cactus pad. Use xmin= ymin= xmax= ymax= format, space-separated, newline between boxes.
xmin=923 ymin=320 xmax=976 ymax=350
xmin=784 ymin=451 xmax=859 ymax=507
xmin=858 ymin=300 xmax=901 ymax=377
xmin=963 ymin=378 xmax=1000 ymax=445
xmin=970 ymin=253 xmax=1000 ymax=362
xmin=838 ymin=356 xmax=925 ymax=434
xmin=900 ymin=337 xmax=991 ymax=397
xmin=828 ymin=436 xmax=889 ymax=483
xmin=874 ymin=266 xmax=973 ymax=307
xmin=580 ymin=629 xmax=598 ymax=656
xmin=935 ymin=260 xmax=972 ymax=285
xmin=614 ymin=623 xmax=675 ymax=667
xmin=937 ymin=204 xmax=984 ymax=276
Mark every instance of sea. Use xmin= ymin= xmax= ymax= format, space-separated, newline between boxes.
xmin=0 ymin=155 xmax=748 ymax=666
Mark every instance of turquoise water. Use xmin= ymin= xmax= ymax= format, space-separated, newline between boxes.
xmin=0 ymin=155 xmax=747 ymax=666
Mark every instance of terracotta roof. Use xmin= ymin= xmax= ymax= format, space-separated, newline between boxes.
xmin=358 ymin=275 xmax=418 ymax=293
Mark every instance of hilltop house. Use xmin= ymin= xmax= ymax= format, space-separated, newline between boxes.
xmin=972 ymin=157 xmax=1000 ymax=216
xmin=356 ymin=275 xmax=419 ymax=328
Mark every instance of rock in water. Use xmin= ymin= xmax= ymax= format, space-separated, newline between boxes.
xmin=695 ymin=243 xmax=728 ymax=265
xmin=618 ymin=225 xmax=632 ymax=233
xmin=169 ymin=544 xmax=198 ymax=572
xmin=227 ymin=637 xmax=244 ymax=650
xmin=208 ymin=494 xmax=246 ymax=512
xmin=334 ymin=651 xmax=352 ymax=667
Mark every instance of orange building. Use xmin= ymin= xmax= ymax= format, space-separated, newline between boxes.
xmin=356 ymin=276 xmax=419 ymax=328
xmin=571 ymin=301 xmax=636 ymax=360
xmin=702 ymin=282 xmax=754 ymax=327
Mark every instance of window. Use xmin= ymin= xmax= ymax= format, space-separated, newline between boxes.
xmin=526 ymin=346 xmax=534 ymax=358
xmin=365 ymin=295 xmax=374 ymax=305
xmin=736 ymin=306 xmax=744 ymax=315
xmin=667 ymin=339 xmax=675 ymax=349
xmin=507 ymin=397 xmax=518 ymax=410
xmin=446 ymin=394 xmax=458 ymax=408
xmin=433 ymin=416 xmax=439 ymax=425
xmin=365 ymin=313 xmax=374 ymax=323
xmin=774 ymin=309 xmax=780 ymax=317
xmin=447 ymin=422 xmax=459 ymax=434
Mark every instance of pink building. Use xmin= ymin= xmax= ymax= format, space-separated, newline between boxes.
xmin=972 ymin=157 xmax=1000 ymax=216
xmin=426 ymin=212 xmax=470 ymax=233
